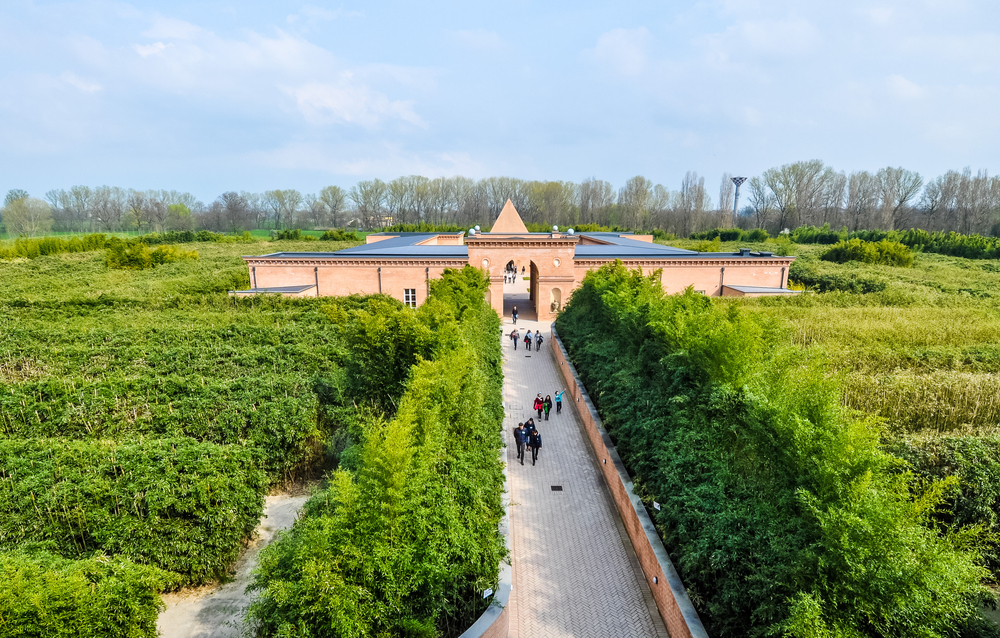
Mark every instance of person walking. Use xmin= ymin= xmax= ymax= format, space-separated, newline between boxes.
xmin=512 ymin=306 xmax=518 ymax=324
xmin=510 ymin=328 xmax=518 ymax=350
xmin=528 ymin=428 xmax=542 ymax=465
xmin=543 ymin=395 xmax=552 ymax=421
xmin=533 ymin=394 xmax=543 ymax=419
xmin=524 ymin=332 xmax=532 ymax=351
xmin=535 ymin=330 xmax=543 ymax=349
xmin=554 ymin=389 xmax=565 ymax=414
xmin=514 ymin=422 xmax=527 ymax=465
xmin=525 ymin=418 xmax=536 ymax=434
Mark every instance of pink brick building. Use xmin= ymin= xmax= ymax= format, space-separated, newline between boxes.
xmin=237 ymin=200 xmax=797 ymax=320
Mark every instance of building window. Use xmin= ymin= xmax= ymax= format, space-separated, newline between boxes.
xmin=404 ymin=288 xmax=417 ymax=308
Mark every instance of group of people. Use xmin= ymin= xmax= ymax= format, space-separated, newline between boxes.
xmin=533 ymin=390 xmax=564 ymax=420
xmin=509 ymin=328 xmax=543 ymax=351
xmin=512 ymin=419 xmax=542 ymax=465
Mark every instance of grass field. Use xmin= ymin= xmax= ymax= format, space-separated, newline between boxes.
xmin=661 ymin=237 xmax=1000 ymax=436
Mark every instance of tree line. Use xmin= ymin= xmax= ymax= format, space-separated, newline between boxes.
xmin=3 ymin=162 xmax=999 ymax=238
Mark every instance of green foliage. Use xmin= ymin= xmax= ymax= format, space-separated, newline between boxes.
xmin=693 ymin=237 xmax=722 ymax=252
xmin=272 ymin=228 xmax=303 ymax=240
xmin=789 ymin=259 xmax=888 ymax=293
xmin=382 ymin=222 xmax=465 ymax=233
xmin=820 ymin=238 xmax=914 ymax=267
xmin=105 ymin=238 xmax=199 ymax=270
xmin=790 ymin=224 xmax=849 ymax=244
xmin=319 ymin=229 xmax=360 ymax=241
xmin=0 ymin=438 xmax=266 ymax=584
xmin=246 ymin=266 xmax=506 ymax=638
xmin=691 ymin=227 xmax=770 ymax=242
xmin=555 ymin=261 xmax=991 ymax=637
xmin=0 ymin=551 xmax=177 ymax=638
xmin=0 ymin=230 xmax=249 ymax=262
xmin=888 ymin=435 xmax=1000 ymax=577
xmin=853 ymin=228 xmax=1000 ymax=260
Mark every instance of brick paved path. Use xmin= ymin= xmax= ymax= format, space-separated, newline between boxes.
xmin=502 ymin=285 xmax=668 ymax=638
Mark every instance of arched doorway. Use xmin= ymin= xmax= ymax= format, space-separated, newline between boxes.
xmin=502 ymin=258 xmax=538 ymax=320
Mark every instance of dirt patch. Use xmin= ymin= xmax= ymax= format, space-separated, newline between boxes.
xmin=157 ymin=493 xmax=309 ymax=638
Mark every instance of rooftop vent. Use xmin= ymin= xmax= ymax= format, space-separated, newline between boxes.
xmin=758 ymin=251 xmax=774 ymax=256
xmin=738 ymin=248 xmax=752 ymax=256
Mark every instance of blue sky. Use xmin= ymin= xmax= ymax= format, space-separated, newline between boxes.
xmin=2 ymin=0 xmax=998 ymax=202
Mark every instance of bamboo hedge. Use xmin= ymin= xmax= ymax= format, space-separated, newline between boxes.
xmin=555 ymin=260 xmax=997 ymax=638
xmin=246 ymin=266 xmax=506 ymax=638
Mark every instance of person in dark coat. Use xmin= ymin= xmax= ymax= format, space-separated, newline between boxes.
xmin=528 ymin=429 xmax=542 ymax=465
xmin=524 ymin=332 xmax=532 ymax=351
xmin=543 ymin=395 xmax=552 ymax=421
xmin=533 ymin=395 xmax=543 ymax=419
xmin=510 ymin=328 xmax=518 ymax=350
xmin=525 ymin=418 xmax=536 ymax=434
xmin=513 ymin=422 xmax=527 ymax=465
xmin=535 ymin=330 xmax=543 ymax=349
xmin=512 ymin=306 xmax=518 ymax=324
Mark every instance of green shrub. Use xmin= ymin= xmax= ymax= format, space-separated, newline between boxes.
xmin=554 ymin=261 xmax=991 ymax=637
xmin=789 ymin=259 xmax=888 ymax=293
xmin=821 ymin=238 xmax=914 ymax=267
xmin=0 ymin=375 xmax=323 ymax=481
xmin=272 ymin=228 xmax=302 ymax=241
xmin=246 ymin=266 xmax=506 ymax=638
xmin=690 ymin=228 xmax=770 ymax=242
xmin=0 ymin=438 xmax=267 ymax=584
xmin=319 ymin=229 xmax=360 ymax=242
xmin=105 ymin=239 xmax=198 ymax=270
xmin=887 ymin=435 xmax=1000 ymax=578
xmin=790 ymin=224 xmax=848 ymax=244
xmin=0 ymin=551 xmax=176 ymax=638
xmin=693 ymin=238 xmax=722 ymax=252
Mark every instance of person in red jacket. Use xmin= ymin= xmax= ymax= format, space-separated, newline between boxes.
xmin=533 ymin=394 xmax=544 ymax=419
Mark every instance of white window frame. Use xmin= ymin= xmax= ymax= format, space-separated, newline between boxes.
xmin=404 ymin=288 xmax=417 ymax=308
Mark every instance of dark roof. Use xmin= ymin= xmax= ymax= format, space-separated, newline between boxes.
xmin=574 ymin=234 xmax=698 ymax=258
xmin=723 ymin=285 xmax=799 ymax=294
xmin=231 ymin=285 xmax=316 ymax=294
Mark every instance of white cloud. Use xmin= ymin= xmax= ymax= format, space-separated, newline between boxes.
xmin=142 ymin=16 xmax=202 ymax=40
xmin=133 ymin=42 xmax=167 ymax=57
xmin=60 ymin=72 xmax=101 ymax=93
xmin=283 ymin=80 xmax=425 ymax=128
xmin=451 ymin=29 xmax=504 ymax=52
xmin=587 ymin=27 xmax=651 ymax=77
xmin=737 ymin=17 xmax=820 ymax=55
xmin=287 ymin=5 xmax=364 ymax=25
xmin=887 ymin=74 xmax=926 ymax=100
xmin=251 ymin=141 xmax=485 ymax=177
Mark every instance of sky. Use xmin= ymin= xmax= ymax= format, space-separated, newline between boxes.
xmin=1 ymin=0 xmax=998 ymax=203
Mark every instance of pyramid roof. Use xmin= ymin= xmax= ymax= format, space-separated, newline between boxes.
xmin=489 ymin=199 xmax=529 ymax=233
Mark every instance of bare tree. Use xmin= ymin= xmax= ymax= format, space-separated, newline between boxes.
xmin=846 ymin=171 xmax=880 ymax=231
xmin=877 ymin=167 xmax=923 ymax=230
xmin=127 ymin=190 xmax=150 ymax=233
xmin=350 ymin=180 xmax=388 ymax=229
xmin=3 ymin=197 xmax=53 ymax=237
xmin=617 ymin=176 xmax=653 ymax=229
xmin=718 ymin=173 xmax=735 ymax=227
xmin=263 ymin=189 xmax=303 ymax=229
xmin=747 ymin=176 xmax=774 ymax=230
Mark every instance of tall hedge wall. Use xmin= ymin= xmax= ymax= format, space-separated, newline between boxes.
xmin=554 ymin=260 xmax=994 ymax=638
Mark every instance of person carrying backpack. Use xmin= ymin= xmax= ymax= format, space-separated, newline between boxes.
xmin=509 ymin=328 xmax=519 ymax=350
xmin=524 ymin=332 xmax=533 ymax=351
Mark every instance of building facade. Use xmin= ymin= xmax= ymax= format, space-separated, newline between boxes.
xmin=238 ymin=201 xmax=797 ymax=320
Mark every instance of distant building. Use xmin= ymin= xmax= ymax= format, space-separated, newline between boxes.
xmin=237 ymin=200 xmax=796 ymax=320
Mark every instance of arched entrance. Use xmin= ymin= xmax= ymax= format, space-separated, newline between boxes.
xmin=503 ymin=258 xmax=538 ymax=321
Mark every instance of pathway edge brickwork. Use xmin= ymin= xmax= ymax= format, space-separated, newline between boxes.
xmin=551 ymin=326 xmax=710 ymax=638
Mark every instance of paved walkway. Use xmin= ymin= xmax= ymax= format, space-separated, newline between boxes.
xmin=502 ymin=285 xmax=668 ymax=638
